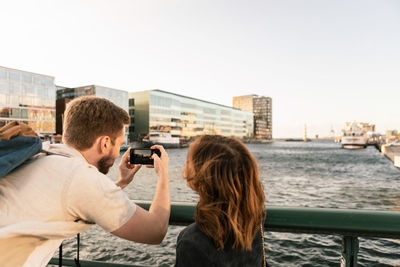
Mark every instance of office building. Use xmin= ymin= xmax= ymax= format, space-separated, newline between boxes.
xmin=56 ymin=85 xmax=129 ymax=142
xmin=233 ymin=94 xmax=272 ymax=140
xmin=0 ymin=66 xmax=56 ymax=134
xmin=129 ymin=90 xmax=254 ymax=141
xmin=56 ymin=85 xmax=128 ymax=111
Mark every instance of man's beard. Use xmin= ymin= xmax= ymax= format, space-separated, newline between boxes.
xmin=97 ymin=153 xmax=115 ymax=174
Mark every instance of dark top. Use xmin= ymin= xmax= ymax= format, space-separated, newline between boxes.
xmin=175 ymin=223 xmax=266 ymax=267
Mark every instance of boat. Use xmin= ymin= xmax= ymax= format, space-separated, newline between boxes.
xmin=395 ymin=156 xmax=400 ymax=169
xmin=285 ymin=138 xmax=311 ymax=142
xmin=143 ymin=132 xmax=180 ymax=148
xmin=340 ymin=122 xmax=368 ymax=149
xmin=119 ymin=144 xmax=130 ymax=152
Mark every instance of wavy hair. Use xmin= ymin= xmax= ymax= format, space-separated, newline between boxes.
xmin=185 ymin=135 xmax=265 ymax=251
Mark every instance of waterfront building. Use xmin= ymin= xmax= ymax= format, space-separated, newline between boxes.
xmin=0 ymin=66 xmax=56 ymax=135
xmin=128 ymin=90 xmax=254 ymax=142
xmin=56 ymin=85 xmax=129 ymax=142
xmin=233 ymin=94 xmax=272 ymax=140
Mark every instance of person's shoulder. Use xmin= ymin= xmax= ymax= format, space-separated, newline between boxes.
xmin=178 ymin=223 xmax=202 ymax=240
xmin=178 ymin=223 xmax=213 ymax=248
xmin=181 ymin=223 xmax=198 ymax=234
xmin=35 ymin=152 xmax=92 ymax=177
xmin=39 ymin=144 xmax=99 ymax=174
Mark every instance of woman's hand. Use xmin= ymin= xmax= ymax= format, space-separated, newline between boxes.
xmin=116 ymin=148 xmax=142 ymax=189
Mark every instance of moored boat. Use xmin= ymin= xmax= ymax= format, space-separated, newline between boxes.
xmin=119 ymin=144 xmax=130 ymax=152
xmin=144 ymin=131 xmax=180 ymax=148
xmin=341 ymin=122 xmax=368 ymax=149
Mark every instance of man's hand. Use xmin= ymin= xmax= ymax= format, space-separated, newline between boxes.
xmin=151 ymin=145 xmax=169 ymax=178
xmin=116 ymin=148 xmax=141 ymax=189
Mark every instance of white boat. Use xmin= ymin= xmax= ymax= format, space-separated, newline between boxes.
xmin=341 ymin=122 xmax=368 ymax=149
xmin=145 ymin=132 xmax=180 ymax=148
xmin=119 ymin=144 xmax=130 ymax=152
xmin=395 ymin=156 xmax=400 ymax=169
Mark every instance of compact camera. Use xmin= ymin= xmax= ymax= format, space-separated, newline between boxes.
xmin=130 ymin=148 xmax=161 ymax=165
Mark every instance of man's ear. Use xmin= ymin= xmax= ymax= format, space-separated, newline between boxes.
xmin=97 ymin=136 xmax=112 ymax=154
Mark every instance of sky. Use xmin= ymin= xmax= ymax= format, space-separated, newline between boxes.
xmin=0 ymin=0 xmax=399 ymax=138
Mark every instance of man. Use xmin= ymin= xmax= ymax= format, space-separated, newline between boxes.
xmin=0 ymin=96 xmax=170 ymax=266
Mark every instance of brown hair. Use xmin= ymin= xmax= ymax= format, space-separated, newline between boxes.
xmin=185 ymin=135 xmax=265 ymax=251
xmin=62 ymin=96 xmax=129 ymax=150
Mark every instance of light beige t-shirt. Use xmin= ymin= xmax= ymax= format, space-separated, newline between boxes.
xmin=0 ymin=144 xmax=136 ymax=267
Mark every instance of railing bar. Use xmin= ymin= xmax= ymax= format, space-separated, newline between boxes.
xmin=262 ymin=227 xmax=400 ymax=239
xmin=48 ymin=258 xmax=146 ymax=267
xmin=133 ymin=201 xmax=400 ymax=238
xmin=48 ymin=202 xmax=400 ymax=266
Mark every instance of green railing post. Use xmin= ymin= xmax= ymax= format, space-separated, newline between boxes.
xmin=340 ymin=236 xmax=359 ymax=267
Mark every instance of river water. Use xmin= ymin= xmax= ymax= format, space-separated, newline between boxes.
xmin=55 ymin=141 xmax=400 ymax=266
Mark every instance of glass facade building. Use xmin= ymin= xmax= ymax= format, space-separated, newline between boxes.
xmin=129 ymin=90 xmax=254 ymax=141
xmin=0 ymin=66 xmax=56 ymax=134
xmin=56 ymin=85 xmax=128 ymax=112
xmin=233 ymin=94 xmax=273 ymax=140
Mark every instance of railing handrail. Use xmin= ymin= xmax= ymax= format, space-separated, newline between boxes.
xmin=50 ymin=201 xmax=400 ymax=266
xmin=135 ymin=200 xmax=400 ymax=238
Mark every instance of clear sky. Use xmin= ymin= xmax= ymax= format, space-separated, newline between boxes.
xmin=1 ymin=0 xmax=399 ymax=138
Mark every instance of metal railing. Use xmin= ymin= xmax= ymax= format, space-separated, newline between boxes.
xmin=50 ymin=201 xmax=400 ymax=267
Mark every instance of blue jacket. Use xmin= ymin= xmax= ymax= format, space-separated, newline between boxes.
xmin=0 ymin=136 xmax=42 ymax=178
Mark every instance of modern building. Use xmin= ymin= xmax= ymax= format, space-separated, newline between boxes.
xmin=0 ymin=66 xmax=56 ymax=135
xmin=56 ymin=85 xmax=129 ymax=142
xmin=56 ymin=85 xmax=128 ymax=111
xmin=129 ymin=90 xmax=254 ymax=142
xmin=233 ymin=94 xmax=272 ymax=140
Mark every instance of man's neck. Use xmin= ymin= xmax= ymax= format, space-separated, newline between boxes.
xmin=77 ymin=147 xmax=99 ymax=168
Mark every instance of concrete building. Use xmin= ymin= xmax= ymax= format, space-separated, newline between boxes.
xmin=233 ymin=94 xmax=272 ymax=140
xmin=129 ymin=90 xmax=254 ymax=142
xmin=0 ymin=66 xmax=56 ymax=135
xmin=56 ymin=85 xmax=129 ymax=142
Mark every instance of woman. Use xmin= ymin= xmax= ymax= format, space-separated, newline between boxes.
xmin=175 ymin=135 xmax=267 ymax=267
